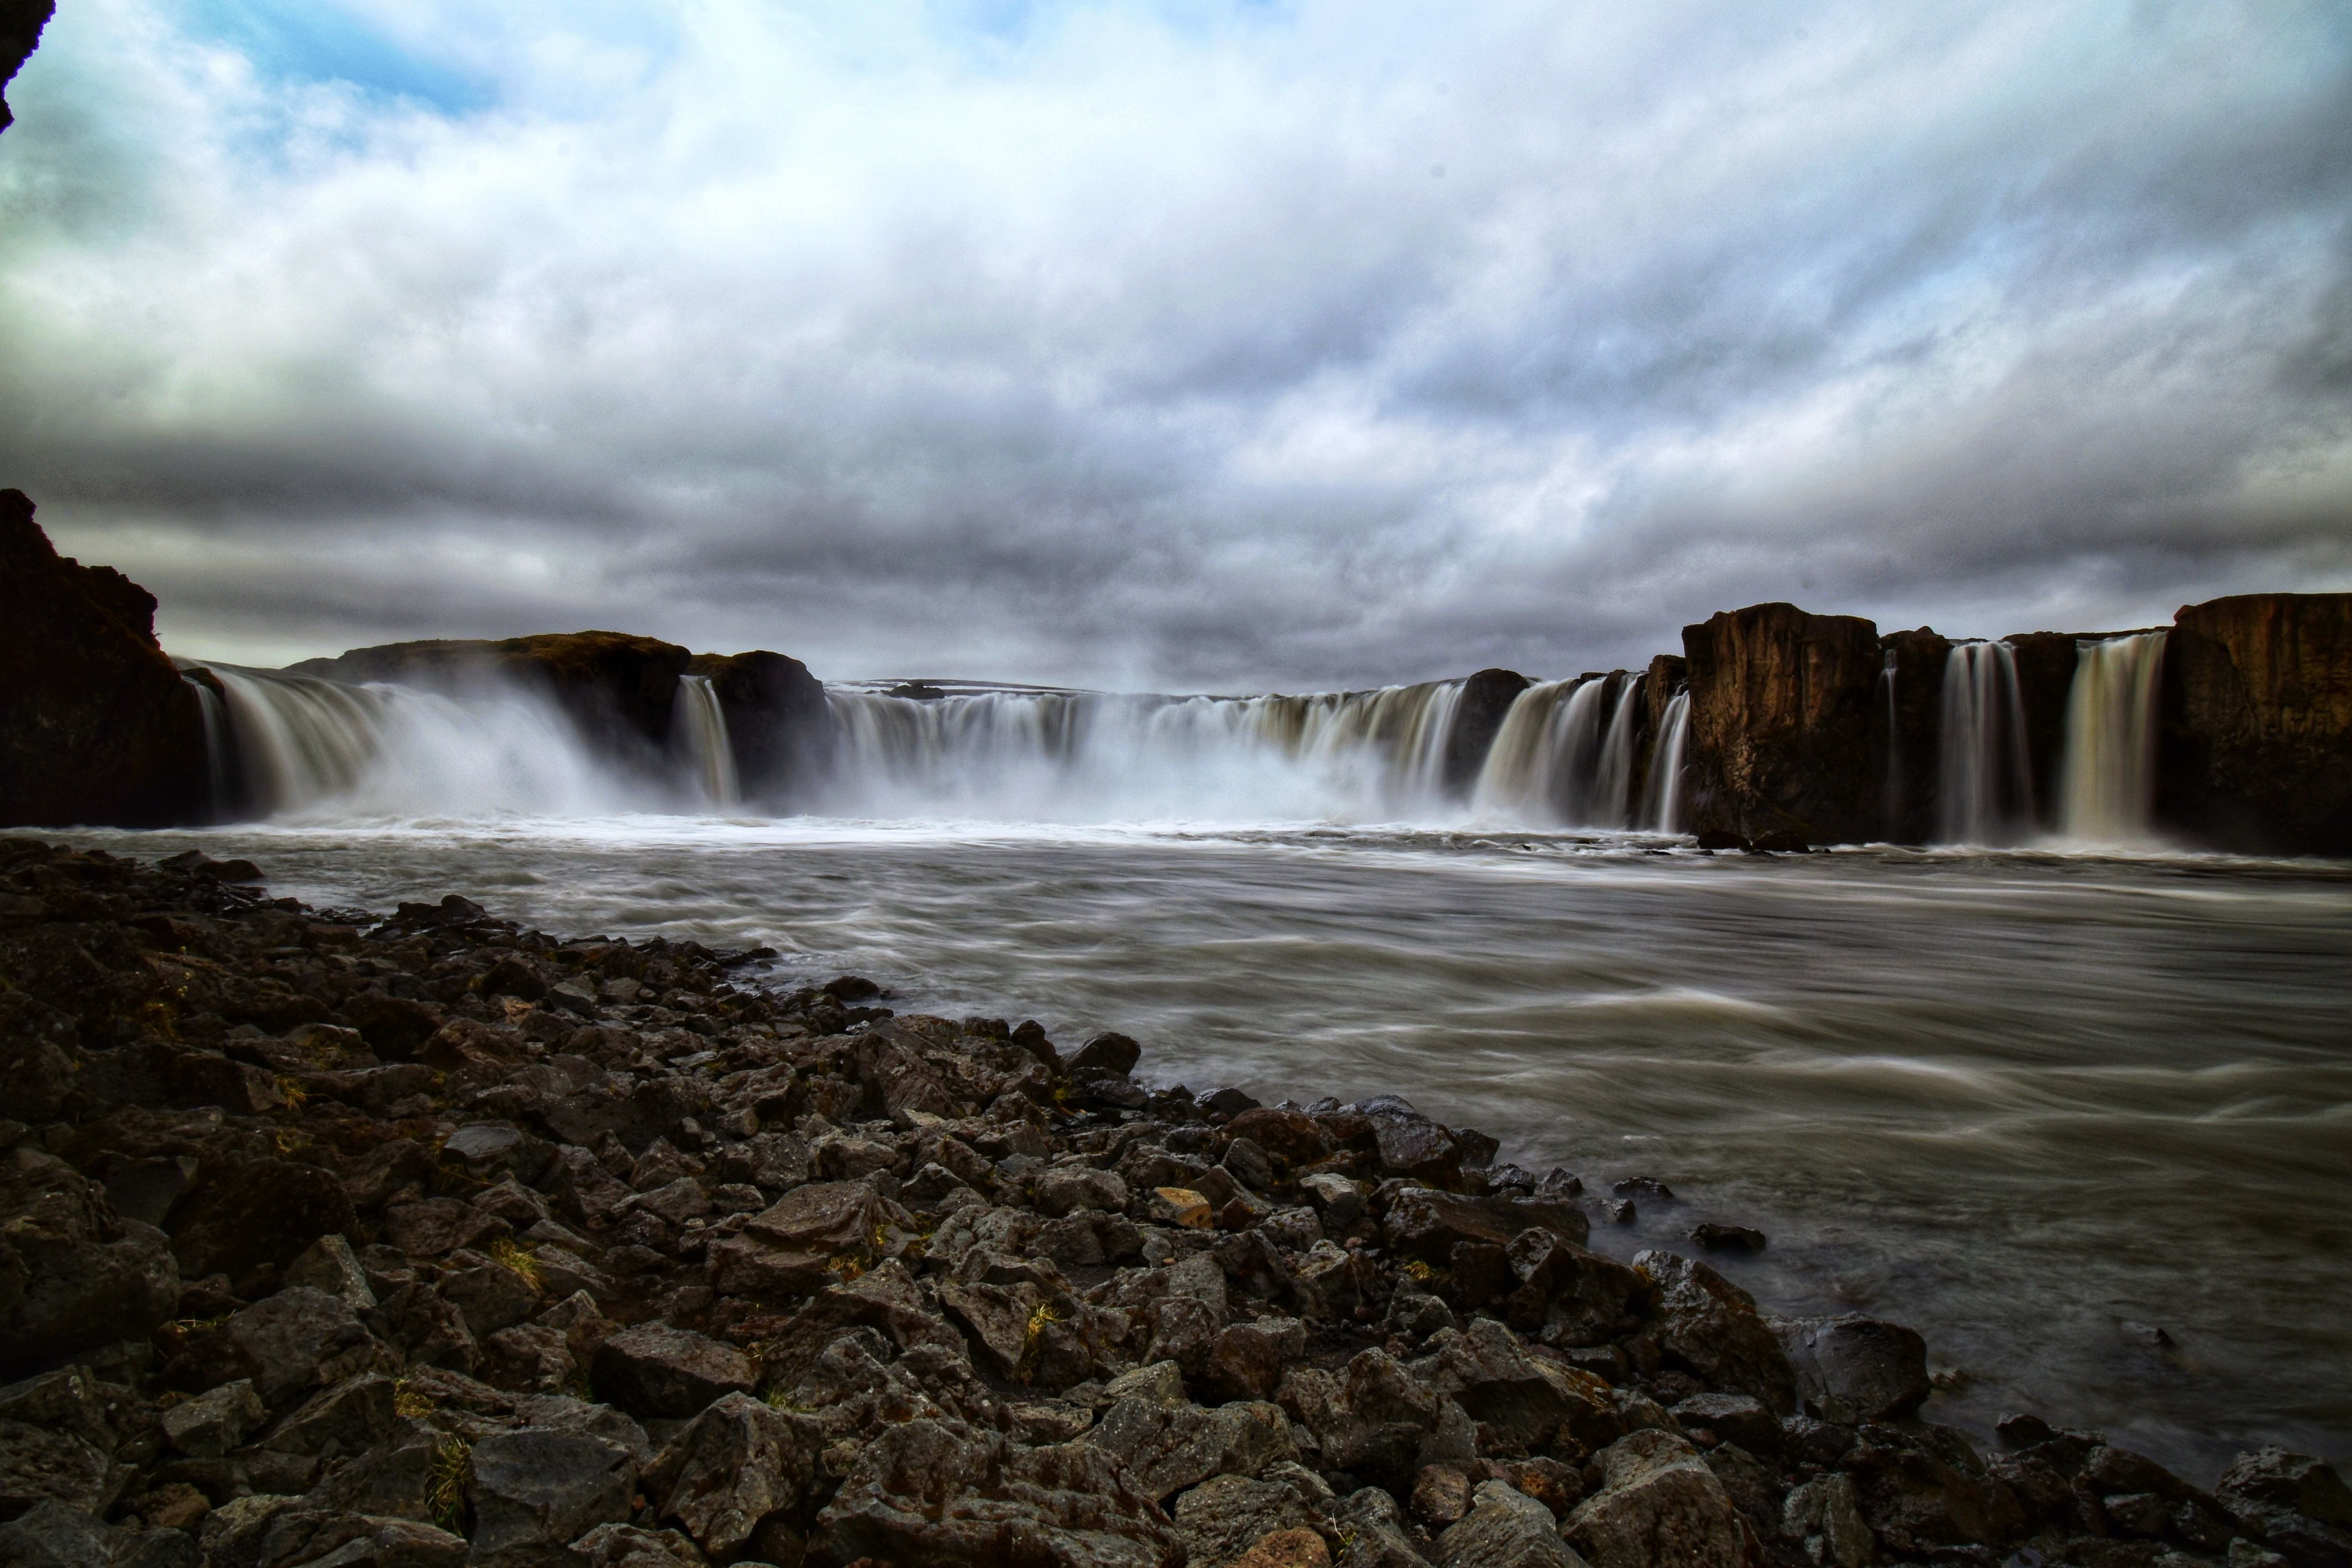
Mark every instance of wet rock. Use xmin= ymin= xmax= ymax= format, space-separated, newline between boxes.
xmin=1355 ymin=1097 xmax=1465 ymax=1185
xmin=1436 ymin=1480 xmax=1583 ymax=1568
xmin=159 ymin=1378 xmax=266 ymax=1457
xmin=1503 ymin=1231 xmax=1645 ymax=1348
xmin=1785 ymin=1472 xmax=1874 ymax=1568
xmin=1839 ymin=1422 xmax=2026 ymax=1559
xmin=1635 ymin=1250 xmax=1797 ymax=1414
xmin=590 ymin=1324 xmax=753 ymax=1421
xmin=639 ymin=1391 xmax=821 ymax=1560
xmin=1690 ymin=1224 xmax=1766 ymax=1253
xmin=1068 ymin=1032 xmax=1142 ymax=1082
xmin=1082 ymin=1397 xmax=1296 ymax=1504
xmin=1565 ymin=1428 xmax=1748 ymax=1568
xmin=466 ymin=1428 xmax=636 ymax=1567
xmin=1384 ymin=1188 xmax=1591 ymax=1262
xmin=2215 ymin=1449 xmax=2352 ymax=1568
xmin=1772 ymin=1315 xmax=1929 ymax=1423
xmin=1669 ymin=1393 xmax=1779 ymax=1456
xmin=1408 ymin=1318 xmax=1583 ymax=1456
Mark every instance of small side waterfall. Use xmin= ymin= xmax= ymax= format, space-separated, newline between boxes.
xmin=1642 ymin=690 xmax=1691 ymax=832
xmin=676 ymin=675 xmax=741 ymax=807
xmin=179 ymin=671 xmax=232 ymax=818
xmin=1879 ymin=649 xmax=1901 ymax=837
xmin=1592 ymin=673 xmax=1644 ymax=826
xmin=2058 ymin=631 xmax=2167 ymax=843
xmin=1937 ymin=641 xmax=2034 ymax=845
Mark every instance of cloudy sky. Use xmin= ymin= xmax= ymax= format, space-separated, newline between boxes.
xmin=2 ymin=1 xmax=2348 ymax=688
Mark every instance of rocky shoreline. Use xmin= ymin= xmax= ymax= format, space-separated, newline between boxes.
xmin=3 ymin=838 xmax=2348 ymax=1568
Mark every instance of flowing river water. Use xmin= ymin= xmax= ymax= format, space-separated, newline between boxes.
xmin=62 ymin=816 xmax=2352 ymax=1485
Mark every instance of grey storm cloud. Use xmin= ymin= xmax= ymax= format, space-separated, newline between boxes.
xmin=0 ymin=0 xmax=2347 ymax=687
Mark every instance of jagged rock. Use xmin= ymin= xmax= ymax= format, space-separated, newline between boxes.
xmin=590 ymin=1324 xmax=753 ymax=1420
xmin=466 ymin=1428 xmax=638 ymax=1567
xmin=1334 ymin=1487 xmax=1433 ymax=1568
xmin=2215 ymin=1449 xmax=2352 ymax=1568
xmin=1036 ymin=1167 xmax=1129 ymax=1217
xmin=0 ymin=1418 xmax=123 ymax=1518
xmin=1407 ymin=1318 xmax=1597 ymax=1457
xmin=1293 ymin=1349 xmax=1456 ymax=1495
xmin=1784 ymin=1473 xmax=1874 ymax=1568
xmin=1839 ymin=1422 xmax=2025 ymax=1559
xmin=0 ymin=492 xmax=207 ymax=828
xmin=1771 ymin=1316 xmax=1929 ymax=1423
xmin=159 ymin=1378 xmax=265 ymax=1457
xmin=816 ymin=1418 xmax=1178 ymax=1567
xmin=1081 ymin=1398 xmax=1296 ymax=1504
xmin=1435 ymin=1480 xmax=1583 ymax=1568
xmin=0 ymin=1499 xmax=129 ymax=1568
xmin=640 ymin=1391 xmax=821 ymax=1559
xmin=260 ymin=1374 xmax=402 ymax=1462
xmin=1504 ymin=1232 xmax=1644 ymax=1347
xmin=568 ymin=1522 xmax=709 ymax=1568
xmin=284 ymin=1235 xmax=379 ymax=1314
xmin=1683 ymin=601 xmax=1883 ymax=845
xmin=205 ymin=1287 xmax=390 ymax=1408
xmin=1668 ymin=1392 xmax=1779 ymax=1455
xmin=439 ymin=1253 xmax=541 ymax=1340
xmin=1172 ymin=1473 xmax=1322 ymax=1568
xmin=1634 ymin=1251 xmax=1796 ymax=1414
xmin=1565 ymin=1429 xmax=1749 ymax=1568
xmin=1384 ymin=1189 xmax=1590 ymax=1262
xmin=0 ymin=1148 xmax=181 ymax=1376
xmin=1354 ymin=1098 xmax=1464 ymax=1185
xmin=252 ymin=1513 xmax=467 ymax=1568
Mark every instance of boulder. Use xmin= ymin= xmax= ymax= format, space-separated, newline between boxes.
xmin=590 ymin=1324 xmax=753 ymax=1420
xmin=1172 ymin=1474 xmax=1322 ymax=1568
xmin=1082 ymin=1398 xmax=1295 ymax=1504
xmin=169 ymin=1160 xmax=360 ymax=1283
xmin=1682 ymin=601 xmax=1883 ymax=845
xmin=1634 ymin=1251 xmax=1796 ymax=1414
xmin=2215 ymin=1449 xmax=2352 ymax=1568
xmin=1036 ymin=1167 xmax=1129 ymax=1218
xmin=685 ymin=649 xmax=837 ymax=809
xmin=0 ymin=491 xmax=208 ymax=829
xmin=0 ymin=1148 xmax=181 ymax=1376
xmin=1436 ymin=1480 xmax=1583 ymax=1568
xmin=1771 ymin=1316 xmax=1929 ymax=1423
xmin=1407 ymin=1319 xmax=1583 ymax=1456
xmin=466 ymin=1428 xmax=637 ymax=1567
xmin=206 ymin=1287 xmax=388 ymax=1407
xmin=0 ymin=1419 xmax=122 ymax=1519
xmin=1565 ymin=1429 xmax=1749 ymax=1568
xmin=1443 ymin=669 xmax=1537 ymax=796
xmin=1783 ymin=1474 xmax=1874 ymax=1568
xmin=1224 ymin=1110 xmax=1333 ymax=1169
xmin=1384 ymin=1188 xmax=1590 ymax=1262
xmin=1355 ymin=1098 xmax=1464 ymax=1185
xmin=158 ymin=1378 xmax=265 ymax=1458
xmin=641 ymin=1391 xmax=821 ymax=1560
xmin=1839 ymin=1422 xmax=2025 ymax=1559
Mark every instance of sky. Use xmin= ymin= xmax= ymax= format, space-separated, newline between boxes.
xmin=1 ymin=0 xmax=2348 ymax=689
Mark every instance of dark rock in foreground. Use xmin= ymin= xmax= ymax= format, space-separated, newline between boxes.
xmin=2 ymin=839 xmax=2344 ymax=1567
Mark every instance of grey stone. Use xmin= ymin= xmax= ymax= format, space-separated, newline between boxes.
xmin=0 ymin=1420 xmax=123 ymax=1518
xmin=0 ymin=1499 xmax=120 ymax=1568
xmin=466 ymin=1428 xmax=636 ymax=1566
xmin=1435 ymin=1481 xmax=1585 ymax=1568
xmin=590 ymin=1324 xmax=753 ymax=1420
xmin=261 ymin=1375 xmax=402 ymax=1461
xmin=568 ymin=1523 xmax=707 ymax=1568
xmin=1172 ymin=1473 xmax=1319 ymax=1567
xmin=1771 ymin=1316 xmax=1929 ymax=1423
xmin=1634 ymin=1251 xmax=1797 ymax=1414
xmin=1785 ymin=1474 xmax=1874 ymax=1568
xmin=284 ymin=1235 xmax=379 ymax=1313
xmin=1566 ymin=1429 xmax=1751 ymax=1568
xmin=641 ymin=1392 xmax=821 ymax=1559
xmin=1035 ymin=1166 xmax=1129 ymax=1218
xmin=1082 ymin=1397 xmax=1297 ymax=1504
xmin=214 ymin=1287 xmax=388 ymax=1406
xmin=160 ymin=1378 xmax=266 ymax=1457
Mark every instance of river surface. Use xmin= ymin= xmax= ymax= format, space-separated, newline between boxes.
xmin=64 ymin=817 xmax=2352 ymax=1482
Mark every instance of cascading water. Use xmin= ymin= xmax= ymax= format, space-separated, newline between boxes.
xmin=1592 ymin=673 xmax=1645 ymax=827
xmin=179 ymin=671 xmax=232 ymax=818
xmin=1937 ymin=640 xmax=2034 ymax=845
xmin=1642 ymin=690 xmax=1691 ymax=832
xmin=1879 ymin=649 xmax=1901 ymax=836
xmin=822 ymin=680 xmax=1467 ymax=823
xmin=676 ymin=676 xmax=741 ymax=807
xmin=193 ymin=665 xmax=630 ymax=820
xmin=2057 ymin=632 xmax=2167 ymax=843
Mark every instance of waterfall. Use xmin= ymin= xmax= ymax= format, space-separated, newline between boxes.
xmin=676 ymin=675 xmax=741 ymax=807
xmin=1879 ymin=649 xmax=1901 ymax=837
xmin=2057 ymin=632 xmax=2167 ymax=843
xmin=1642 ymin=691 xmax=1691 ymax=832
xmin=1468 ymin=674 xmax=1645 ymax=827
xmin=179 ymin=671 xmax=232 ymax=818
xmin=822 ymin=679 xmax=1468 ymax=823
xmin=1593 ymin=674 xmax=1644 ymax=828
xmin=191 ymin=665 xmax=628 ymax=819
xmin=1937 ymin=641 xmax=2034 ymax=845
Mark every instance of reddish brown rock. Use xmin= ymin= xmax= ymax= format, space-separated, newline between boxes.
xmin=2160 ymin=593 xmax=2352 ymax=855
xmin=1683 ymin=602 xmax=1883 ymax=845
xmin=0 ymin=492 xmax=208 ymax=828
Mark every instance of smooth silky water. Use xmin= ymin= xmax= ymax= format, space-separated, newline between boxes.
xmin=61 ymin=653 xmax=2352 ymax=1482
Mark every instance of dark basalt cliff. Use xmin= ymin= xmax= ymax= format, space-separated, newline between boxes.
xmin=2160 ymin=594 xmax=2352 ymax=856
xmin=0 ymin=0 xmax=52 ymax=137
xmin=1875 ymin=628 xmax=1948 ymax=845
xmin=293 ymin=635 xmax=696 ymax=765
xmin=1681 ymin=604 xmax=1883 ymax=845
xmin=0 ymin=492 xmax=208 ymax=829
xmin=687 ymin=649 xmax=839 ymax=807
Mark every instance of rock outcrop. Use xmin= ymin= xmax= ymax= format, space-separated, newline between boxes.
xmin=685 ymin=650 xmax=837 ymax=808
xmin=0 ymin=492 xmax=209 ymax=829
xmin=1682 ymin=603 xmax=1883 ymax=845
xmin=2160 ymin=594 xmax=2352 ymax=856
xmin=1441 ymin=670 xmax=1532 ymax=797
xmin=0 ymin=0 xmax=51 ymax=137
xmin=1877 ymin=628 xmax=1950 ymax=843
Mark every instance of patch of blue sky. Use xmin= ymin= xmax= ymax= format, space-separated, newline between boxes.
xmin=172 ymin=0 xmax=494 ymax=115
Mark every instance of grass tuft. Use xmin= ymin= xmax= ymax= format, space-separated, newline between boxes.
xmin=488 ymin=1238 xmax=546 ymax=1292
xmin=424 ymin=1434 xmax=471 ymax=1532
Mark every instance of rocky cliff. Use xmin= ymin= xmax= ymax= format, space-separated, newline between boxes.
xmin=2160 ymin=594 xmax=2352 ymax=856
xmin=1681 ymin=604 xmax=1883 ymax=845
xmin=687 ymin=650 xmax=839 ymax=807
xmin=1876 ymin=628 xmax=1948 ymax=844
xmin=0 ymin=491 xmax=209 ymax=829
xmin=0 ymin=0 xmax=51 ymax=137
xmin=1441 ymin=668 xmax=1532 ymax=796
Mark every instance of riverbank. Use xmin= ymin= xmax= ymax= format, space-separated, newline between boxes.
xmin=4 ymin=835 xmax=2348 ymax=1568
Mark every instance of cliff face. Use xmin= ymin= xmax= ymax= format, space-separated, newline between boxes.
xmin=687 ymin=649 xmax=839 ymax=807
xmin=293 ymin=633 xmax=695 ymax=764
xmin=1683 ymin=603 xmax=1883 ymax=844
xmin=0 ymin=491 xmax=209 ymax=827
xmin=1442 ymin=668 xmax=1532 ymax=796
xmin=0 ymin=0 xmax=53 ymax=137
xmin=2159 ymin=593 xmax=2352 ymax=855
xmin=1877 ymin=628 xmax=1949 ymax=844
